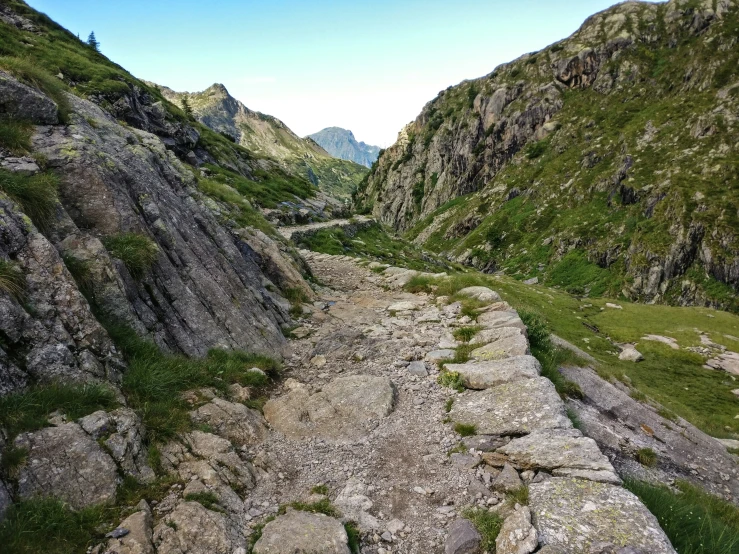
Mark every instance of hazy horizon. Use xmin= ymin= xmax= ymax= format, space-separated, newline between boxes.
xmin=27 ymin=0 xmax=660 ymax=147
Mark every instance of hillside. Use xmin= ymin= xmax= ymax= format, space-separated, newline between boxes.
xmin=355 ymin=0 xmax=739 ymax=312
xmin=308 ymin=126 xmax=381 ymax=168
xmin=159 ymin=84 xmax=368 ymax=200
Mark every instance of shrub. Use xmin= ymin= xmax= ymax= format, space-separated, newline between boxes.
xmin=103 ymin=232 xmax=159 ymax=279
xmin=0 ymin=169 xmax=59 ymax=229
xmin=0 ymin=260 xmax=25 ymax=300
xmin=461 ymin=507 xmax=503 ymax=551
xmin=636 ymin=447 xmax=658 ymax=467
xmin=0 ymin=118 xmax=33 ymax=153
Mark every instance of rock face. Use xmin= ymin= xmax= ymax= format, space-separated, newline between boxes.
xmin=263 ymin=376 xmax=395 ymax=440
xmin=14 ymin=422 xmax=119 ymax=509
xmin=355 ymin=0 xmax=739 ymax=310
xmin=253 ymin=509 xmax=350 ymax=554
xmin=529 ymin=477 xmax=675 ymax=553
xmin=308 ymin=127 xmax=381 ymax=168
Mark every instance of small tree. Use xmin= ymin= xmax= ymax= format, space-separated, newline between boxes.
xmin=181 ymin=96 xmax=193 ymax=119
xmin=87 ymin=31 xmax=100 ymax=52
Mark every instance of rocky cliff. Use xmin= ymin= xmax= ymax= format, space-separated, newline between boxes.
xmin=308 ymin=127 xmax=381 ymax=168
xmin=356 ymin=0 xmax=739 ymax=311
xmin=159 ymin=84 xmax=368 ymax=200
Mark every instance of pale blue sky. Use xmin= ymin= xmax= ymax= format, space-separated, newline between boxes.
xmin=27 ymin=0 xmax=651 ymax=146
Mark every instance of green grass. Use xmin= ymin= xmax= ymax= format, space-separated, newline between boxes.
xmin=636 ymin=447 xmax=658 ymax=467
xmin=506 ymin=485 xmax=530 ymax=506
xmin=445 ymin=398 xmax=455 ymax=413
xmin=0 ymin=118 xmax=33 ymax=153
xmin=0 ymin=56 xmax=71 ymax=122
xmin=278 ymin=498 xmax=339 ymax=518
xmin=0 ymin=168 xmax=58 ymax=230
xmin=344 ymin=522 xmax=361 ymax=553
xmin=461 ymin=507 xmax=503 ymax=552
xmin=625 ymin=479 xmax=739 ymax=554
xmin=0 ymin=498 xmax=110 ymax=554
xmin=184 ymin=491 xmax=223 ymax=512
xmin=438 ymin=370 xmax=465 ymax=392
xmin=452 ymin=326 xmax=483 ymax=343
xmin=453 ymin=423 xmax=477 ymax=437
xmin=310 ymin=484 xmax=329 ymax=495
xmin=103 ymin=233 xmax=159 ymax=279
xmin=0 ymin=259 xmax=25 ymax=300
xmin=0 ymin=383 xmax=118 ymax=440
xmin=108 ymin=324 xmax=279 ymax=442
xmin=0 ymin=445 xmax=27 ymax=479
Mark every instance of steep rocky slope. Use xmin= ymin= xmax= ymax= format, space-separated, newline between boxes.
xmin=160 ymin=84 xmax=368 ymax=200
xmin=356 ymin=0 xmax=739 ymax=311
xmin=308 ymin=126 xmax=381 ymax=168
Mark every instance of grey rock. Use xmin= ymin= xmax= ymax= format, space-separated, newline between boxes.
xmin=446 ymin=356 xmax=540 ymax=390
xmin=618 ymin=345 xmax=644 ymax=362
xmin=0 ymin=479 xmax=11 ymax=522
xmin=477 ymin=311 xmax=527 ymax=332
xmin=523 ymin=277 xmax=539 ymax=285
xmin=457 ymin=286 xmax=501 ymax=303
xmin=253 ymin=509 xmax=350 ymax=554
xmin=470 ymin=333 xmax=530 ymax=361
xmin=493 ymin=463 xmax=523 ymax=493
xmin=469 ymin=326 xmax=526 ymax=346
xmin=425 ymin=349 xmax=456 ymax=362
xmin=529 ymin=478 xmax=676 ymax=554
xmin=497 ymin=430 xmax=619 ymax=484
xmin=154 ymin=501 xmax=242 ymax=554
xmin=264 ymin=376 xmax=395 ymax=440
xmin=445 ymin=518 xmax=482 ymax=554
xmin=0 ymin=69 xmax=58 ymax=124
xmin=0 ymin=156 xmax=40 ymax=175
xmin=334 ymin=478 xmax=381 ymax=530
xmin=496 ymin=506 xmax=538 ymax=554
xmin=101 ymin=507 xmax=155 ymax=554
xmin=191 ymin=397 xmax=267 ymax=446
xmin=15 ymin=422 xmax=118 ymax=509
xmin=450 ymin=377 xmax=570 ymax=435
xmin=407 ymin=360 xmax=429 ymax=376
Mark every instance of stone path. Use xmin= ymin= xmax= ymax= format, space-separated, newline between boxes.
xmin=277 ymin=215 xmax=373 ymax=240
xmin=94 ymin=251 xmax=677 ymax=554
xmin=241 ymin=252 xmax=676 ymax=553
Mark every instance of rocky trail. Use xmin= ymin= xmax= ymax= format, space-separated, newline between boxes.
xmin=102 ymin=251 xmax=676 ymax=554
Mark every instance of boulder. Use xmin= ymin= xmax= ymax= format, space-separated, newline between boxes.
xmin=154 ymin=501 xmax=241 ymax=554
xmin=470 ymin=334 xmax=530 ymax=361
xmin=444 ymin=518 xmax=482 ymax=554
xmin=407 ymin=361 xmax=429 ymax=376
xmin=190 ymin=397 xmax=267 ymax=446
xmin=99 ymin=504 xmax=155 ymax=554
xmin=264 ymin=376 xmax=395 ymax=440
xmin=497 ymin=430 xmax=620 ymax=485
xmin=0 ymin=69 xmax=58 ymax=124
xmin=450 ymin=377 xmax=570 ymax=435
xmin=618 ymin=345 xmax=643 ymax=362
xmin=15 ymin=422 xmax=118 ymax=509
xmin=493 ymin=463 xmax=523 ymax=493
xmin=425 ymin=349 xmax=456 ymax=362
xmin=496 ymin=506 xmax=538 ymax=554
xmin=253 ymin=509 xmax=350 ymax=554
xmin=334 ymin=478 xmax=381 ymax=530
xmin=445 ymin=356 xmax=540 ymax=389
xmin=457 ymin=287 xmax=501 ymax=303
xmin=529 ymin=478 xmax=676 ymax=554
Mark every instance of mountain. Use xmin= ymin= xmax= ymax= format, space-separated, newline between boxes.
xmin=158 ymin=84 xmax=367 ymax=200
xmin=355 ymin=0 xmax=739 ymax=312
xmin=308 ymin=127 xmax=381 ymax=168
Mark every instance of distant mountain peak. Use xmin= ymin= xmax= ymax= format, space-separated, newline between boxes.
xmin=308 ymin=127 xmax=381 ymax=168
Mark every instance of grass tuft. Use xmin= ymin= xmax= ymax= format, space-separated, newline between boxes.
xmin=636 ymin=447 xmax=658 ymax=467
xmin=452 ymin=325 xmax=482 ymax=343
xmin=453 ymin=423 xmax=477 ymax=437
xmin=0 ymin=118 xmax=33 ymax=153
xmin=310 ymin=484 xmax=329 ymax=495
xmin=438 ymin=370 xmax=465 ymax=392
xmin=506 ymin=485 xmax=530 ymax=506
xmin=461 ymin=507 xmax=503 ymax=551
xmin=103 ymin=232 xmax=159 ymax=279
xmin=0 ymin=259 xmax=26 ymax=300
xmin=0 ymin=169 xmax=59 ymax=230
xmin=0 ymin=56 xmax=72 ymax=122
xmin=345 ymin=522 xmax=361 ymax=553
xmin=184 ymin=491 xmax=223 ymax=512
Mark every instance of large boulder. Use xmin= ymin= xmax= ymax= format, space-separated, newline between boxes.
xmin=449 ymin=377 xmax=570 ymax=435
xmin=497 ymin=429 xmax=620 ymax=485
xmin=264 ymin=376 xmax=395 ymax=440
xmin=15 ymin=422 xmax=118 ymax=508
xmin=445 ymin=356 xmax=540 ymax=389
xmin=190 ymin=397 xmax=268 ymax=446
xmin=529 ymin=478 xmax=676 ymax=553
xmin=457 ymin=286 xmax=501 ymax=303
xmin=253 ymin=509 xmax=351 ymax=554
xmin=0 ymin=69 xmax=58 ymax=124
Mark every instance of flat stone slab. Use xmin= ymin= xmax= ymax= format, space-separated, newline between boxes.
xmin=253 ymin=509 xmax=350 ymax=554
xmin=15 ymin=422 xmax=118 ymax=509
xmin=497 ymin=430 xmax=619 ymax=484
xmin=705 ymin=351 xmax=739 ymax=375
xmin=477 ymin=310 xmax=526 ymax=332
xmin=264 ymin=376 xmax=395 ymax=440
xmin=470 ymin=333 xmax=530 ymax=361
xmin=529 ymin=478 xmax=676 ymax=554
xmin=457 ymin=286 xmax=501 ymax=303
xmin=387 ymin=301 xmax=419 ymax=312
xmin=470 ymin=326 xmax=526 ymax=345
xmin=445 ymin=356 xmax=541 ymax=389
xmin=449 ymin=377 xmax=570 ymax=435
xmin=425 ymin=349 xmax=456 ymax=362
xmin=191 ymin=397 xmax=267 ymax=447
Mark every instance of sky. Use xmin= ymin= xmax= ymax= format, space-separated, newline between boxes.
xmin=27 ymin=0 xmax=647 ymax=147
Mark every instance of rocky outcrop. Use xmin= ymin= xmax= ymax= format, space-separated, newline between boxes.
xmin=252 ymin=509 xmax=351 ymax=554
xmin=356 ymin=0 xmax=739 ymax=309
xmin=0 ymin=69 xmax=59 ymax=124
